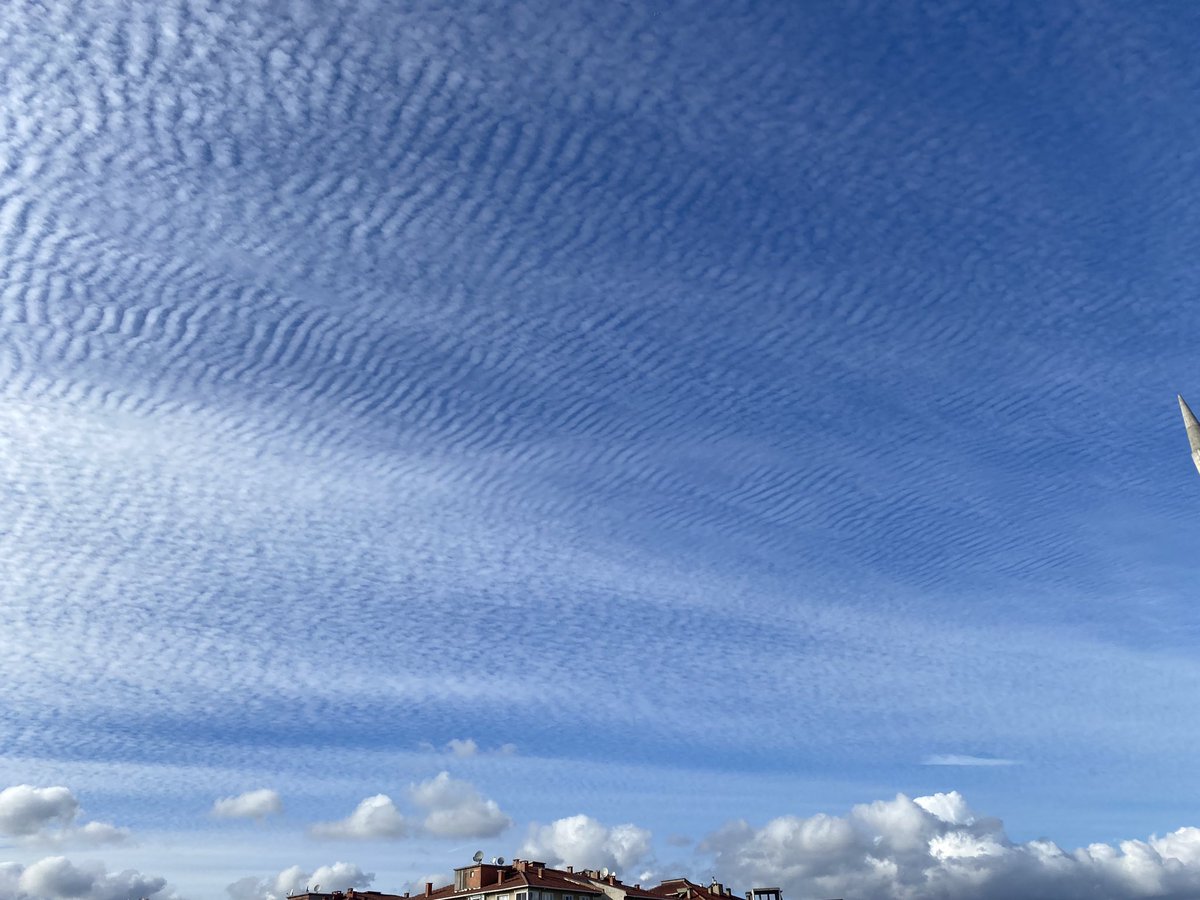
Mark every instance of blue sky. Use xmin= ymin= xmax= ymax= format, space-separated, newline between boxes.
xmin=4 ymin=1 xmax=1200 ymax=898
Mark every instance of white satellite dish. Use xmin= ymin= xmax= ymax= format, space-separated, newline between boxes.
xmin=600 ymin=868 xmax=609 ymax=879
xmin=497 ymin=857 xmax=506 ymax=865
xmin=474 ymin=851 xmax=485 ymax=863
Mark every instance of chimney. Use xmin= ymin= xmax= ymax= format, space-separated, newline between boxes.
xmin=425 ymin=883 xmax=434 ymax=897
xmin=566 ymin=867 xmax=573 ymax=874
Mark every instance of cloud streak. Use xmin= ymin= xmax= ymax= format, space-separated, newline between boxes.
xmin=922 ymin=755 xmax=1020 ymax=767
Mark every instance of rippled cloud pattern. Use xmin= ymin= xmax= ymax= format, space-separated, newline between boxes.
xmin=3 ymin=1 xmax=1200 ymax=897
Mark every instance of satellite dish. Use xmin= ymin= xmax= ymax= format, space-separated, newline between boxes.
xmin=497 ymin=857 xmax=506 ymax=865
xmin=473 ymin=851 xmax=485 ymax=863
xmin=600 ymin=868 xmax=609 ymax=879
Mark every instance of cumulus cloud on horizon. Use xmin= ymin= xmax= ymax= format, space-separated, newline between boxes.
xmin=0 ymin=855 xmax=178 ymax=900
xmin=227 ymin=861 xmax=373 ymax=900
xmin=699 ymin=790 xmax=1200 ymax=900
xmin=212 ymin=789 xmax=283 ymax=821
xmin=0 ymin=786 xmax=128 ymax=847
xmin=521 ymin=815 xmax=653 ymax=876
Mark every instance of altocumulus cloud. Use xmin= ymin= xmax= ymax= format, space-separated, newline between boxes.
xmin=212 ymin=789 xmax=283 ymax=820
xmin=0 ymin=786 xmax=127 ymax=846
xmin=227 ymin=862 xmax=372 ymax=900
xmin=521 ymin=815 xmax=652 ymax=874
xmin=700 ymin=791 xmax=1200 ymax=900
xmin=0 ymin=856 xmax=179 ymax=900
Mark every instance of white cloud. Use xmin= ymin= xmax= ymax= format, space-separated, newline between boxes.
xmin=212 ymin=789 xmax=283 ymax=820
xmin=411 ymin=772 xmax=511 ymax=839
xmin=0 ymin=855 xmax=178 ymax=900
xmin=0 ymin=787 xmax=77 ymax=837
xmin=227 ymin=861 xmax=373 ymax=900
xmin=521 ymin=815 xmax=652 ymax=875
xmin=446 ymin=739 xmax=479 ymax=758
xmin=699 ymin=791 xmax=1200 ymax=900
xmin=913 ymin=791 xmax=977 ymax=827
xmin=420 ymin=739 xmax=516 ymax=758
xmin=0 ymin=786 xmax=127 ymax=847
xmin=923 ymin=755 xmax=1019 ymax=767
xmin=309 ymin=795 xmax=407 ymax=840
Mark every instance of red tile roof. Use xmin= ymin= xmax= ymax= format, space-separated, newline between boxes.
xmin=428 ymin=863 xmax=606 ymax=900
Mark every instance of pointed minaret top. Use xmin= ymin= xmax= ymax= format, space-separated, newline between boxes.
xmin=1180 ymin=394 xmax=1200 ymax=475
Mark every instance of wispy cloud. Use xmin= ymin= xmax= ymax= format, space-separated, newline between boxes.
xmin=922 ymin=754 xmax=1021 ymax=767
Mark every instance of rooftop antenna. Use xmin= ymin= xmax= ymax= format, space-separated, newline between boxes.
xmin=600 ymin=868 xmax=610 ymax=880
xmin=473 ymin=851 xmax=485 ymax=863
xmin=497 ymin=857 xmax=506 ymax=865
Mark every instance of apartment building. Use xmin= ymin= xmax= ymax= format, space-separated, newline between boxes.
xmin=284 ymin=857 xmax=785 ymax=900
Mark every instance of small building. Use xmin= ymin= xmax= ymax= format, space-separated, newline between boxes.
xmin=295 ymin=855 xmax=785 ymax=900
xmin=570 ymin=867 xmax=662 ymax=900
xmin=425 ymin=858 xmax=607 ymax=900
xmin=647 ymin=878 xmax=739 ymax=900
